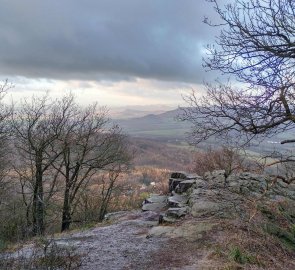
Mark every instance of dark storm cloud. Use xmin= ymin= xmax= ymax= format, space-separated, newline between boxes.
xmin=0 ymin=0 xmax=218 ymax=83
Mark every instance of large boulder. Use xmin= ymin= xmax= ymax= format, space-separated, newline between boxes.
xmin=227 ymin=172 xmax=268 ymax=194
xmin=190 ymin=200 xmax=220 ymax=217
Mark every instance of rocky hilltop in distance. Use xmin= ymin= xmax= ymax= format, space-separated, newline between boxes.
xmin=2 ymin=170 xmax=295 ymax=269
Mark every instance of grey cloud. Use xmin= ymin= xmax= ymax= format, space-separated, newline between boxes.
xmin=0 ymin=0 xmax=219 ymax=83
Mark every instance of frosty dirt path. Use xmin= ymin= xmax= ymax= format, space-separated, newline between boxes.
xmin=3 ymin=210 xmax=205 ymax=269
xmin=56 ymin=210 xmax=169 ymax=270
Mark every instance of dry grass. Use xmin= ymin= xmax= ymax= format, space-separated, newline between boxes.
xmin=129 ymin=198 xmax=295 ymax=269
xmin=206 ymin=199 xmax=295 ymax=269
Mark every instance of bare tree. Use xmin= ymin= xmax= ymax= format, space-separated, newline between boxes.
xmin=50 ymin=102 xmax=131 ymax=232
xmin=0 ymin=80 xmax=13 ymax=205
xmin=97 ymin=167 xmax=128 ymax=222
xmin=12 ymin=94 xmax=75 ymax=235
xmin=11 ymin=93 xmax=131 ymax=234
xmin=203 ymin=0 xmax=295 ymax=88
xmin=181 ymin=0 xmax=295 ymax=169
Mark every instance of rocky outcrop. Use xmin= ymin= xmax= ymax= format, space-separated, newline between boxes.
xmin=143 ymin=172 xmax=199 ymax=223
xmin=142 ymin=170 xmax=295 ymax=224
xmin=168 ymin=172 xmax=198 ymax=192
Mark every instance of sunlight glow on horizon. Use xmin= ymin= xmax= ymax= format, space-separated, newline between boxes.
xmin=3 ymin=76 xmax=205 ymax=109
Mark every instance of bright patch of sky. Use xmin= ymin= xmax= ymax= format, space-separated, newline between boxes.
xmin=0 ymin=0 xmax=221 ymax=109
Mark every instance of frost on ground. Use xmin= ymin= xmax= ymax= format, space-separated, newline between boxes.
xmin=60 ymin=210 xmax=166 ymax=270
xmin=2 ymin=210 xmax=210 ymax=269
xmin=0 ymin=211 xmax=173 ymax=269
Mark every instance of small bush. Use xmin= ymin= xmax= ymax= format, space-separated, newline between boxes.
xmin=228 ymin=246 xmax=255 ymax=265
xmin=0 ymin=238 xmax=83 ymax=270
xmin=264 ymin=223 xmax=295 ymax=251
xmin=139 ymin=192 xmax=150 ymax=200
xmin=37 ymin=238 xmax=82 ymax=269
xmin=192 ymin=146 xmax=251 ymax=177
xmin=258 ymin=205 xmax=277 ymax=221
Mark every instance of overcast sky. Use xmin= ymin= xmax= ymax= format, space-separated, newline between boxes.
xmin=0 ymin=0 xmax=219 ymax=108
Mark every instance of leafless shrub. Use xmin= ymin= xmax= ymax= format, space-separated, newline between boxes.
xmin=192 ymin=146 xmax=254 ymax=177
xmin=0 ymin=238 xmax=83 ymax=270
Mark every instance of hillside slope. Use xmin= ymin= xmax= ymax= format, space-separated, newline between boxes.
xmin=117 ymin=108 xmax=295 ymax=155
xmin=116 ymin=108 xmax=190 ymax=140
xmin=130 ymin=137 xmax=194 ymax=170
xmin=3 ymin=170 xmax=295 ymax=269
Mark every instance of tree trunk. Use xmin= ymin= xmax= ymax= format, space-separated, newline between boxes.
xmin=61 ymin=185 xmax=71 ymax=232
xmin=32 ymin=155 xmax=45 ymax=236
xmin=98 ymin=183 xmax=114 ymax=222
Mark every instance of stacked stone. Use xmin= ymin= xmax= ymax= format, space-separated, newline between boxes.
xmin=142 ymin=171 xmax=199 ymax=224
xmin=142 ymin=170 xmax=295 ymax=224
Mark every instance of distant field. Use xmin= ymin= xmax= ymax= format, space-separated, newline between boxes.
xmin=128 ymin=128 xmax=189 ymax=138
xmin=166 ymin=141 xmax=193 ymax=150
xmin=130 ymin=137 xmax=194 ymax=171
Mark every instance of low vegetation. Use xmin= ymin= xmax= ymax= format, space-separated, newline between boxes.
xmin=0 ymin=238 xmax=83 ymax=270
xmin=204 ymin=198 xmax=295 ymax=269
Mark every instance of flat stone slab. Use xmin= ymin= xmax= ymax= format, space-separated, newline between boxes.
xmin=145 ymin=195 xmax=168 ymax=204
xmin=168 ymin=194 xmax=188 ymax=207
xmin=142 ymin=202 xmax=167 ymax=212
xmin=185 ymin=174 xmax=199 ymax=180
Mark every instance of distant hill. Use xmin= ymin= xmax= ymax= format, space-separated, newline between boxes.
xmin=115 ymin=108 xmax=295 ymax=155
xmin=115 ymin=108 xmax=190 ymax=140
xmin=110 ymin=109 xmax=166 ymax=119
